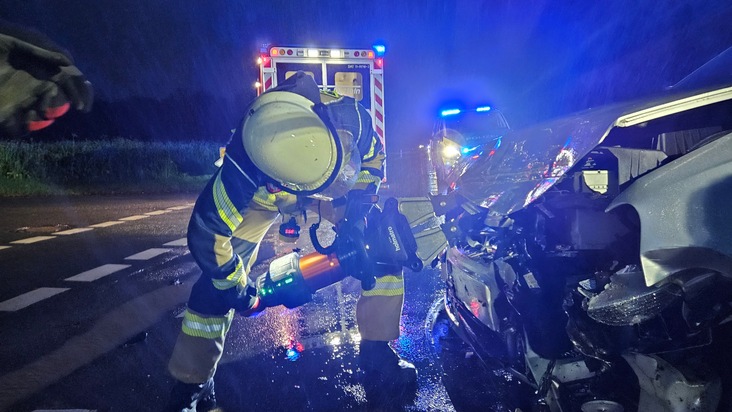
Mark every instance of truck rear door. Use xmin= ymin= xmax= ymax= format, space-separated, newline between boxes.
xmin=274 ymin=62 xmax=324 ymax=88
xmin=324 ymin=63 xmax=372 ymax=109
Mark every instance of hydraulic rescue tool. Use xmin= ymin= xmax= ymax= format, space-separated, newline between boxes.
xmin=250 ymin=193 xmax=428 ymax=311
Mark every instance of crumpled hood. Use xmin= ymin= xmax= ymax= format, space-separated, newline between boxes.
xmin=456 ymin=84 xmax=732 ymax=217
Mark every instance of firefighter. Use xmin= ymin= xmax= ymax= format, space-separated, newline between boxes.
xmin=165 ymin=72 xmax=417 ymax=411
xmin=0 ymin=21 xmax=93 ymax=137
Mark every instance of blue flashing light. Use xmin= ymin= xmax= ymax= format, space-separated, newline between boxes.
xmin=475 ymin=106 xmax=492 ymax=112
xmin=461 ymin=147 xmax=471 ymax=154
xmin=441 ymin=108 xmax=461 ymax=117
xmin=373 ymin=44 xmax=386 ymax=56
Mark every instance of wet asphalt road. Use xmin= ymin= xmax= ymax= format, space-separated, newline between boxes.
xmin=0 ymin=194 xmax=527 ymax=412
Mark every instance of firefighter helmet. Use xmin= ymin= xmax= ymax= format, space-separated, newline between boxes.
xmin=241 ymin=91 xmax=360 ymax=200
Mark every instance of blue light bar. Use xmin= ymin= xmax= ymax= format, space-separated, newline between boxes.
xmin=441 ymin=108 xmax=461 ymax=117
xmin=373 ymin=44 xmax=386 ymax=56
xmin=475 ymin=106 xmax=492 ymax=112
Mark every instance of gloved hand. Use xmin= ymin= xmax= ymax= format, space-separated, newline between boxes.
xmin=341 ymin=186 xmax=379 ymax=224
xmin=0 ymin=29 xmax=93 ymax=137
xmin=229 ymin=283 xmax=262 ymax=317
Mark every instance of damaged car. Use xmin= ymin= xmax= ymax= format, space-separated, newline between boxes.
xmin=428 ymin=47 xmax=732 ymax=411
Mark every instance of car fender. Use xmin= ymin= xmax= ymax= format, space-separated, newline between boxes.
xmin=607 ymin=131 xmax=732 ymax=286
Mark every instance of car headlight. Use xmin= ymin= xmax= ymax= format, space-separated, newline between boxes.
xmin=442 ymin=144 xmax=462 ymax=159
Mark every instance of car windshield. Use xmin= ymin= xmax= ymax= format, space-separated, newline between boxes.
xmin=436 ymin=110 xmax=509 ymax=146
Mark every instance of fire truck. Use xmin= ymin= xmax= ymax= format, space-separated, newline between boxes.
xmin=256 ymin=44 xmax=387 ymax=176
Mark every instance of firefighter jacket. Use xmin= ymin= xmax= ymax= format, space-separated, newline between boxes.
xmin=185 ymin=72 xmax=385 ymax=317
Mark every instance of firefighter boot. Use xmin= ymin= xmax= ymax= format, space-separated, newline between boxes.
xmin=163 ymin=378 xmax=218 ymax=412
xmin=359 ymin=340 xmax=418 ymax=408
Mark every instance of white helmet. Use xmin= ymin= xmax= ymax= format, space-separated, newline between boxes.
xmin=241 ymin=91 xmax=360 ymax=200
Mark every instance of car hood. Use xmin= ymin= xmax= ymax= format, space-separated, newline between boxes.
xmin=456 ymin=58 xmax=732 ymax=217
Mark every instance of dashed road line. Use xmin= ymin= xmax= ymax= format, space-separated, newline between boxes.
xmin=0 ymin=288 xmax=70 ymax=312
xmin=0 ymin=203 xmax=193 ymax=310
xmin=89 ymin=221 xmax=124 ymax=228
xmin=0 ymin=281 xmax=193 ymax=410
xmin=164 ymin=237 xmax=187 ymax=247
xmin=65 ymin=264 xmax=132 ymax=282
xmin=145 ymin=210 xmax=169 ymax=215
xmin=124 ymin=248 xmax=171 ymax=261
xmin=118 ymin=215 xmax=150 ymax=221
xmin=10 ymin=236 xmax=56 ymax=245
xmin=55 ymin=228 xmax=95 ymax=235
xmin=1 ymin=203 xmax=193 ymax=248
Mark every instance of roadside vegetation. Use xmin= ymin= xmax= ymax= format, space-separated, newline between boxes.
xmin=0 ymin=138 xmax=221 ymax=196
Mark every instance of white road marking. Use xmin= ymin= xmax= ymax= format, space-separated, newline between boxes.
xmin=10 ymin=236 xmax=56 ymax=245
xmin=124 ymin=248 xmax=171 ymax=260
xmin=167 ymin=205 xmax=192 ymax=211
xmin=0 ymin=281 xmax=193 ymax=410
xmin=118 ymin=215 xmax=150 ymax=221
xmin=145 ymin=210 xmax=168 ymax=215
xmin=54 ymin=228 xmax=94 ymax=235
xmin=65 ymin=264 xmax=131 ymax=282
xmin=89 ymin=221 xmax=124 ymax=228
xmin=0 ymin=246 xmax=11 ymax=251
xmin=164 ymin=237 xmax=187 ymax=247
xmin=0 ymin=288 xmax=70 ymax=312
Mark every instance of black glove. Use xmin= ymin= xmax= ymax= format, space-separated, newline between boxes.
xmin=229 ymin=283 xmax=262 ymax=316
xmin=187 ymin=273 xmax=262 ymax=317
xmin=0 ymin=28 xmax=93 ymax=137
xmin=341 ymin=185 xmax=379 ymax=223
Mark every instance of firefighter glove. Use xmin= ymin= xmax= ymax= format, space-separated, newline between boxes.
xmin=230 ymin=283 xmax=262 ymax=316
xmin=0 ymin=30 xmax=93 ymax=137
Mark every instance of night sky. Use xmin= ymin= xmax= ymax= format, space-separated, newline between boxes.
xmin=3 ymin=1 xmax=732 ymax=149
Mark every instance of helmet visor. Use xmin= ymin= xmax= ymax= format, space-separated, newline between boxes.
xmin=308 ymin=129 xmax=361 ymax=201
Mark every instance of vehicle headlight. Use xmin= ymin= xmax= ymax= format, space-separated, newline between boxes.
xmin=442 ymin=144 xmax=462 ymax=159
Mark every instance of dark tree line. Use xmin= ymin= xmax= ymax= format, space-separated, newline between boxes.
xmin=22 ymin=90 xmax=252 ymax=143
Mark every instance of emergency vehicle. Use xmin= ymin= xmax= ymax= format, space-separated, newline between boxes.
xmin=256 ymin=44 xmax=387 ymax=176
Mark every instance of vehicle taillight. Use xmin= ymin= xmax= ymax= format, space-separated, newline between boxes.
xmin=374 ymin=58 xmax=383 ymax=69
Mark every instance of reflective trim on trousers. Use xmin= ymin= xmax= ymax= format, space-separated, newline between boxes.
xmin=181 ymin=309 xmax=233 ymax=340
xmin=361 ymin=275 xmax=404 ymax=297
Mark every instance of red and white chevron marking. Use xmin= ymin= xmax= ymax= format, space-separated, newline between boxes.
xmin=262 ymin=72 xmax=274 ymax=92
xmin=373 ymin=73 xmax=385 ymax=148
